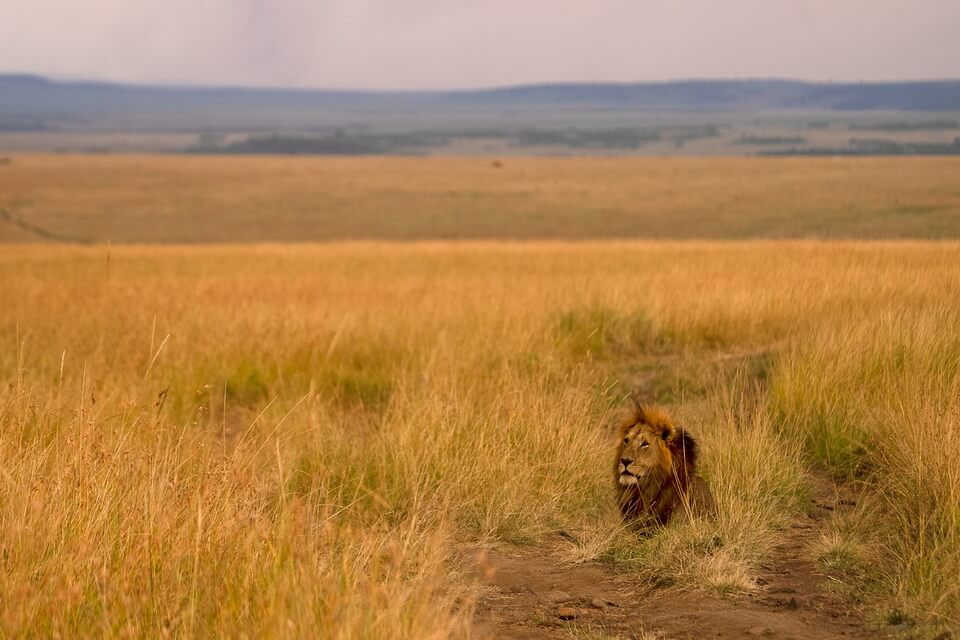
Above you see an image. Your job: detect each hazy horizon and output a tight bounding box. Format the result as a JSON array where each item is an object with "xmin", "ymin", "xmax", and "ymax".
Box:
[
  {"xmin": 8, "ymin": 71, "xmax": 960, "ymax": 93},
  {"xmin": 3, "ymin": 0, "xmax": 959, "ymax": 91}
]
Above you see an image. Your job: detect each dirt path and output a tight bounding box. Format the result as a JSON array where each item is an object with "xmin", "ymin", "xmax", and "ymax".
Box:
[
  {"xmin": 465, "ymin": 476, "xmax": 883, "ymax": 639},
  {"xmin": 0, "ymin": 206, "xmax": 92, "ymax": 243}
]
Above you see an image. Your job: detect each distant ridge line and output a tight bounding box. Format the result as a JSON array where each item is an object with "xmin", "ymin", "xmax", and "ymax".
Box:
[{"xmin": 3, "ymin": 74, "xmax": 960, "ymax": 111}]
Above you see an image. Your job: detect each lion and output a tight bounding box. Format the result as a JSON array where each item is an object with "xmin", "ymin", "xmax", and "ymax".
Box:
[{"xmin": 615, "ymin": 400, "xmax": 716, "ymax": 526}]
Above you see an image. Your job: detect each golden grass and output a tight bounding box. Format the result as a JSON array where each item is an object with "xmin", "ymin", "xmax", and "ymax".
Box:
[
  {"xmin": 2, "ymin": 241, "xmax": 959, "ymax": 636},
  {"xmin": 2, "ymin": 155, "xmax": 960, "ymax": 242}
]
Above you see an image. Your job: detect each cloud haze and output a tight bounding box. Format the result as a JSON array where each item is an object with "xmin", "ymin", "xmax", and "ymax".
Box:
[{"xmin": 3, "ymin": 0, "xmax": 959, "ymax": 89}]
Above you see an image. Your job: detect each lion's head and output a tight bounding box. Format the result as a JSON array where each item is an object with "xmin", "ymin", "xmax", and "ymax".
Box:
[
  {"xmin": 614, "ymin": 400, "xmax": 710, "ymax": 525},
  {"xmin": 617, "ymin": 405, "xmax": 680, "ymax": 487}
]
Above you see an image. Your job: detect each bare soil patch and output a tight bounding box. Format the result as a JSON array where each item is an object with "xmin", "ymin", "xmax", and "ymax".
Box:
[{"xmin": 465, "ymin": 476, "xmax": 883, "ymax": 639}]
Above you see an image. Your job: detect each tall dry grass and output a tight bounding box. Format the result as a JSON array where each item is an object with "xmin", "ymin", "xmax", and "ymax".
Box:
[
  {"xmin": 772, "ymin": 309, "xmax": 960, "ymax": 628},
  {"xmin": 1, "ymin": 241, "xmax": 959, "ymax": 636}
]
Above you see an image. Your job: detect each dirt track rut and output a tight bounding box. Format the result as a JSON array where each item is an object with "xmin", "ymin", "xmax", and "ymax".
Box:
[{"xmin": 466, "ymin": 476, "xmax": 883, "ymax": 639}]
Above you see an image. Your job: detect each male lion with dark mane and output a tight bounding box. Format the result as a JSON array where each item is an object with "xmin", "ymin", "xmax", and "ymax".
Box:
[{"xmin": 615, "ymin": 400, "xmax": 715, "ymax": 526}]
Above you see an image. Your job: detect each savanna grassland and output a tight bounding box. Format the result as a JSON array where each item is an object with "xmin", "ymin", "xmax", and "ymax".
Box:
[
  {"xmin": 2, "ymin": 155, "xmax": 960, "ymax": 242},
  {"xmin": 2, "ymin": 239, "xmax": 960, "ymax": 638}
]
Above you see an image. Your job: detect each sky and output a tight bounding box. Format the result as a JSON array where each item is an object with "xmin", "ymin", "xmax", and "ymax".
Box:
[{"xmin": 2, "ymin": 0, "xmax": 959, "ymax": 90}]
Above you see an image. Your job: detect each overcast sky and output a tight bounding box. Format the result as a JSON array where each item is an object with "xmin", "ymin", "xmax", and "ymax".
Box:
[{"xmin": 3, "ymin": 0, "xmax": 959, "ymax": 90}]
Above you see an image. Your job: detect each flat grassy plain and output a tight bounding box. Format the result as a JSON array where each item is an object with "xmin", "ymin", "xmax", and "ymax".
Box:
[
  {"xmin": 2, "ymin": 241, "xmax": 959, "ymax": 637},
  {"xmin": 2, "ymin": 155, "xmax": 960, "ymax": 242}
]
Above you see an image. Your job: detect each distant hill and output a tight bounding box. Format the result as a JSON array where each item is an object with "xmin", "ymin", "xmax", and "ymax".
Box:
[
  {"xmin": 0, "ymin": 74, "xmax": 430, "ymax": 131},
  {"xmin": 3, "ymin": 75, "xmax": 960, "ymax": 132},
  {"xmin": 4, "ymin": 75, "xmax": 960, "ymax": 156},
  {"xmin": 445, "ymin": 79, "xmax": 960, "ymax": 111}
]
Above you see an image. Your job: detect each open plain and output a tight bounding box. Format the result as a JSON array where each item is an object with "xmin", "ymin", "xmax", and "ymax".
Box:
[
  {"xmin": 2, "ymin": 155, "xmax": 960, "ymax": 242},
  {"xmin": 1, "ymin": 156, "xmax": 959, "ymax": 638}
]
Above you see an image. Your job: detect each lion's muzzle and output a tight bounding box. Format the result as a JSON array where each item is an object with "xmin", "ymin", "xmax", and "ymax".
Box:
[{"xmin": 618, "ymin": 472, "xmax": 638, "ymax": 486}]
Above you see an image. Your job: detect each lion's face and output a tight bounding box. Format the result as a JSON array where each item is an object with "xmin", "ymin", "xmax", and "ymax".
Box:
[{"xmin": 616, "ymin": 415, "xmax": 674, "ymax": 487}]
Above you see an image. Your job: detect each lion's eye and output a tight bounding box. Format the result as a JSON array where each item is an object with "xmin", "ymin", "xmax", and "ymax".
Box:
[
  {"xmin": 623, "ymin": 437, "xmax": 630, "ymax": 445},
  {"xmin": 640, "ymin": 442, "xmax": 650, "ymax": 448}
]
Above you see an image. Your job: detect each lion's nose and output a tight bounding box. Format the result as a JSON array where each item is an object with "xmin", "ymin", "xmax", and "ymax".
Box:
[{"xmin": 620, "ymin": 457, "xmax": 632, "ymax": 467}]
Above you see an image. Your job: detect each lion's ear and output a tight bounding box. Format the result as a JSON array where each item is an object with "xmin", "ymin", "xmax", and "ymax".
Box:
[{"xmin": 660, "ymin": 424, "xmax": 677, "ymax": 442}]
